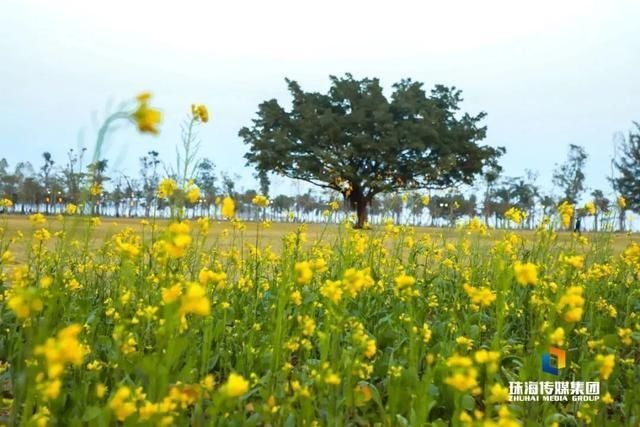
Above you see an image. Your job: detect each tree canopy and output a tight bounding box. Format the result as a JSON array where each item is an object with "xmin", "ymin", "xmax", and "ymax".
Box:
[
  {"xmin": 553, "ymin": 144, "xmax": 588, "ymax": 205},
  {"xmin": 613, "ymin": 122, "xmax": 640, "ymax": 213},
  {"xmin": 240, "ymin": 74, "xmax": 503, "ymax": 227}
]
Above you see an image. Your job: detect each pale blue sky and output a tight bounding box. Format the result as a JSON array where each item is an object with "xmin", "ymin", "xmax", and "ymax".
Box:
[{"xmin": 1, "ymin": 0, "xmax": 638, "ymax": 199}]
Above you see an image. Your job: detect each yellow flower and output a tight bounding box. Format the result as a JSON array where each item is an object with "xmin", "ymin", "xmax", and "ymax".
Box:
[
  {"xmin": 179, "ymin": 283, "xmax": 210, "ymax": 317},
  {"xmin": 132, "ymin": 93, "xmax": 162, "ymax": 134},
  {"xmin": 0, "ymin": 198, "xmax": 13, "ymax": 208},
  {"xmin": 514, "ymin": 261, "xmax": 538, "ymax": 285},
  {"xmin": 158, "ymin": 178, "xmax": 177, "ymax": 199},
  {"xmin": 394, "ymin": 272, "xmax": 416, "ymax": 291},
  {"xmin": 463, "ymin": 284, "xmax": 496, "ymax": 307},
  {"xmin": 550, "ymin": 327, "xmax": 565, "ymax": 346},
  {"xmin": 223, "ymin": 373, "xmax": 249, "ymax": 397},
  {"xmin": 320, "ymin": 280, "xmax": 343, "ymax": 303},
  {"xmin": 221, "ymin": 197, "xmax": 235, "ymax": 219},
  {"xmin": 558, "ymin": 201, "xmax": 574, "ymax": 228},
  {"xmin": 505, "ymin": 207, "xmax": 526, "ymax": 224},
  {"xmin": 325, "ymin": 373, "xmax": 341, "ymax": 385},
  {"xmin": 421, "ymin": 195, "xmax": 430, "ymax": 206},
  {"xmin": 595, "ymin": 354, "xmax": 615, "ymax": 380},
  {"xmin": 329, "ymin": 200, "xmax": 340, "ymax": 211},
  {"xmin": 162, "ymin": 283, "xmax": 183, "ymax": 304},
  {"xmin": 34, "ymin": 324, "xmax": 87, "ymax": 382},
  {"xmin": 447, "ymin": 354, "xmax": 474, "ymax": 368},
  {"xmin": 466, "ymin": 217, "xmax": 488, "ymax": 235},
  {"xmin": 186, "ymin": 185, "xmax": 201, "ymax": 204},
  {"xmin": 488, "ymin": 383, "xmax": 510, "ymax": 403},
  {"xmin": 456, "ymin": 336, "xmax": 474, "ymax": 350},
  {"xmin": 474, "ymin": 349, "xmax": 499, "ymax": 364},
  {"xmin": 110, "ymin": 386, "xmax": 136, "ymax": 421},
  {"xmin": 363, "ymin": 338, "xmax": 377, "ymax": 359},
  {"xmin": 584, "ymin": 201, "xmax": 596, "ymax": 215},
  {"xmin": 139, "ymin": 401, "xmax": 159, "ymax": 420},
  {"xmin": 137, "ymin": 92, "xmax": 152, "ymax": 102},
  {"xmin": 43, "ymin": 379, "xmax": 62, "ymax": 400},
  {"xmin": 301, "ymin": 316, "xmax": 316, "ymax": 336},
  {"xmin": 290, "ymin": 290, "xmax": 302, "ymax": 305},
  {"xmin": 191, "ymin": 104, "xmax": 209, "ymax": 123},
  {"xmin": 90, "ymin": 183, "xmax": 102, "ymax": 197},
  {"xmin": 342, "ymin": 268, "xmax": 374, "ymax": 298},
  {"xmin": 30, "ymin": 213, "xmax": 46, "ymax": 225},
  {"xmin": 618, "ymin": 328, "xmax": 632, "ymax": 346},
  {"xmin": 65, "ymin": 203, "xmax": 78, "ymax": 215},
  {"xmin": 200, "ymin": 374, "xmax": 215, "ymax": 391},
  {"xmin": 96, "ymin": 383, "xmax": 108, "ymax": 398},
  {"xmin": 252, "ymin": 194, "xmax": 269, "ymax": 208},
  {"xmin": 557, "ymin": 286, "xmax": 584, "ymax": 323},
  {"xmin": 294, "ymin": 261, "xmax": 313, "ymax": 285},
  {"xmin": 8, "ymin": 288, "xmax": 43, "ymax": 319},
  {"xmin": 444, "ymin": 369, "xmax": 478, "ymax": 392},
  {"xmin": 618, "ymin": 196, "xmax": 627, "ymax": 209},
  {"xmin": 40, "ymin": 276, "xmax": 53, "ymax": 288},
  {"xmin": 562, "ymin": 255, "xmax": 584, "ymax": 269},
  {"xmin": 165, "ymin": 222, "xmax": 192, "ymax": 258}
]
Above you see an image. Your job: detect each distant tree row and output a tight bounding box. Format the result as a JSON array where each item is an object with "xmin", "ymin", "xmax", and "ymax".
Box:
[{"xmin": 0, "ymin": 136, "xmax": 636, "ymax": 231}]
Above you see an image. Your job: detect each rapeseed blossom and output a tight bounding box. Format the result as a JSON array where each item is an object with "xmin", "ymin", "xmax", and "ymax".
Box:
[
  {"xmin": 514, "ymin": 261, "xmax": 538, "ymax": 285},
  {"xmin": 221, "ymin": 196, "xmax": 235, "ymax": 219},
  {"xmin": 223, "ymin": 373, "xmax": 249, "ymax": 397},
  {"xmin": 132, "ymin": 92, "xmax": 162, "ymax": 134}
]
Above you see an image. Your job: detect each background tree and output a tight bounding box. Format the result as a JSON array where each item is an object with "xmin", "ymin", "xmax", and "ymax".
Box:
[
  {"xmin": 62, "ymin": 148, "xmax": 87, "ymax": 204},
  {"xmin": 612, "ymin": 122, "xmax": 640, "ymax": 213},
  {"xmin": 140, "ymin": 151, "xmax": 160, "ymax": 217},
  {"xmin": 553, "ymin": 144, "xmax": 588, "ymax": 205},
  {"xmin": 540, "ymin": 194, "xmax": 556, "ymax": 219},
  {"xmin": 272, "ymin": 194, "xmax": 295, "ymax": 220},
  {"xmin": 240, "ymin": 74, "xmax": 503, "ymax": 228},
  {"xmin": 40, "ymin": 152, "xmax": 55, "ymax": 213},
  {"xmin": 195, "ymin": 158, "xmax": 217, "ymax": 216},
  {"xmin": 87, "ymin": 159, "xmax": 109, "ymax": 215},
  {"xmin": 427, "ymin": 194, "xmax": 476, "ymax": 227},
  {"xmin": 590, "ymin": 189, "xmax": 610, "ymax": 232},
  {"xmin": 220, "ymin": 172, "xmax": 238, "ymax": 198},
  {"xmin": 481, "ymin": 164, "xmax": 502, "ymax": 226},
  {"xmin": 509, "ymin": 171, "xmax": 539, "ymax": 228},
  {"xmin": 381, "ymin": 194, "xmax": 404, "ymax": 224}
]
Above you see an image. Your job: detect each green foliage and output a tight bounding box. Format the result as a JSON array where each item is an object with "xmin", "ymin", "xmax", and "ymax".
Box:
[
  {"xmin": 613, "ymin": 122, "xmax": 640, "ymax": 212},
  {"xmin": 553, "ymin": 144, "xmax": 588, "ymax": 205}
]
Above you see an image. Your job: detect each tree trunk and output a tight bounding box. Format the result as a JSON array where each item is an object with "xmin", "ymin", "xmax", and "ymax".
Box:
[
  {"xmin": 355, "ymin": 197, "xmax": 368, "ymax": 229},
  {"xmin": 348, "ymin": 188, "xmax": 369, "ymax": 229}
]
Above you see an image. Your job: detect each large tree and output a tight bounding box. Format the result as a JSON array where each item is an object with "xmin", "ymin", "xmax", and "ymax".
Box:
[
  {"xmin": 613, "ymin": 122, "xmax": 640, "ymax": 213},
  {"xmin": 240, "ymin": 74, "xmax": 503, "ymax": 228}
]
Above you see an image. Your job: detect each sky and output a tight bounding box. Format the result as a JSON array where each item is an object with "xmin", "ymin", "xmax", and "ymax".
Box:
[{"xmin": 1, "ymin": 0, "xmax": 639, "ymax": 200}]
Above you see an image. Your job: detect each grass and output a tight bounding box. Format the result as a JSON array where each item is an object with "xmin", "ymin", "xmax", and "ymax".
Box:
[{"xmin": 3, "ymin": 215, "xmax": 637, "ymax": 259}]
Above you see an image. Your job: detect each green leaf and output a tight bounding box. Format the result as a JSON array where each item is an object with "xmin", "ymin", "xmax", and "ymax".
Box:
[{"xmin": 81, "ymin": 406, "xmax": 102, "ymax": 422}]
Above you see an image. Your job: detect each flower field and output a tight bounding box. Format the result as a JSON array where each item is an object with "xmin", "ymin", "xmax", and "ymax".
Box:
[{"xmin": 1, "ymin": 210, "xmax": 639, "ymax": 426}]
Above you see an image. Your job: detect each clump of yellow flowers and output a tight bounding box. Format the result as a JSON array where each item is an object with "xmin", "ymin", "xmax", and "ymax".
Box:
[
  {"xmin": 505, "ymin": 206, "xmax": 527, "ymax": 224},
  {"xmin": 514, "ymin": 261, "xmax": 538, "ymax": 285},
  {"xmin": 34, "ymin": 324, "xmax": 88, "ymax": 400},
  {"xmin": 557, "ymin": 201, "xmax": 574, "ymax": 229}
]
